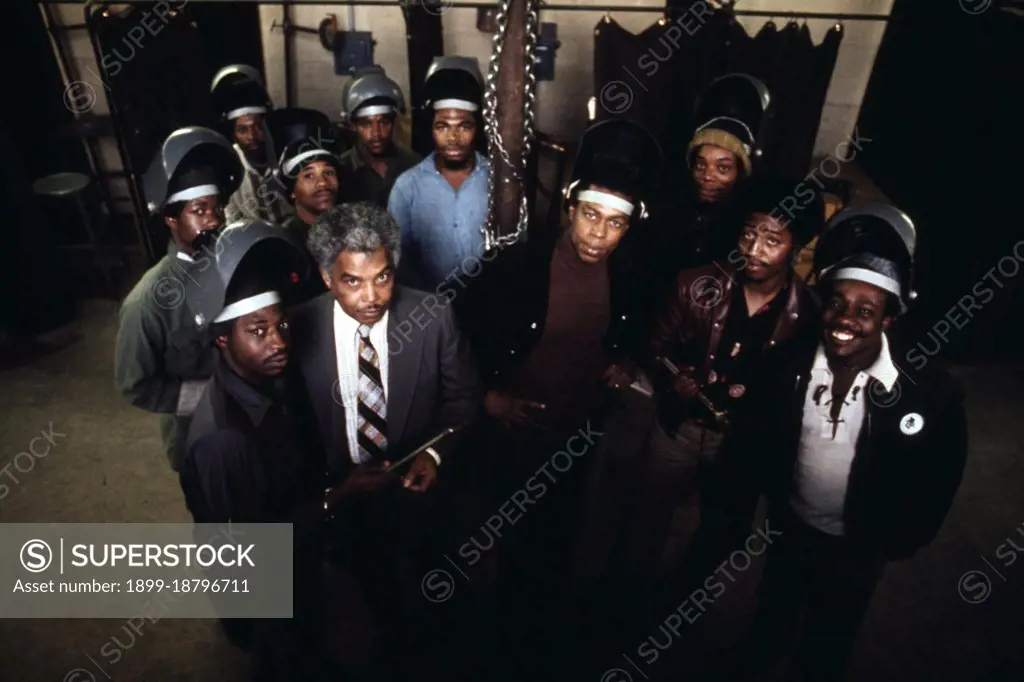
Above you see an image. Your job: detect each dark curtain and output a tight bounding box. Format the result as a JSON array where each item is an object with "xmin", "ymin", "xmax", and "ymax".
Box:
[
  {"xmin": 856, "ymin": 0, "xmax": 1023, "ymax": 363},
  {"xmin": 403, "ymin": 1, "xmax": 445, "ymax": 156},
  {"xmin": 594, "ymin": 10, "xmax": 841, "ymax": 180}
]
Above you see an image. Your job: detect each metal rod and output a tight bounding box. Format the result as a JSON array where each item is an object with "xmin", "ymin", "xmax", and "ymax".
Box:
[
  {"xmin": 80, "ymin": 0, "xmax": 889, "ymax": 21},
  {"xmin": 275, "ymin": 19, "xmax": 321, "ymax": 35},
  {"xmin": 283, "ymin": 3, "xmax": 295, "ymax": 108},
  {"xmin": 81, "ymin": 4, "xmax": 156, "ymax": 263},
  {"xmin": 41, "ymin": 3, "xmax": 141, "ymax": 264}
]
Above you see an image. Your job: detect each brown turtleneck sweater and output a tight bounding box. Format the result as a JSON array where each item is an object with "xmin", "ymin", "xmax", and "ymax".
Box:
[{"xmin": 506, "ymin": 231, "xmax": 611, "ymax": 429}]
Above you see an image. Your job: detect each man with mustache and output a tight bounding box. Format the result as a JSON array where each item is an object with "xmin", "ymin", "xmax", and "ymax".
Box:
[
  {"xmin": 278, "ymin": 137, "xmax": 343, "ymax": 301},
  {"xmin": 177, "ymin": 221, "xmax": 329, "ymax": 678},
  {"xmin": 388, "ymin": 58, "xmax": 489, "ymax": 292},
  {"xmin": 339, "ymin": 67, "xmax": 421, "ymax": 208},
  {"xmin": 288, "ymin": 202, "xmax": 481, "ymax": 679},
  {"xmin": 211, "ymin": 65, "xmax": 291, "ymax": 224},
  {"xmin": 115, "ymin": 127, "xmax": 241, "ymax": 470},
  {"xmin": 629, "ymin": 175, "xmax": 823, "ymax": 581},
  {"xmin": 728, "ymin": 204, "xmax": 967, "ymax": 681}
]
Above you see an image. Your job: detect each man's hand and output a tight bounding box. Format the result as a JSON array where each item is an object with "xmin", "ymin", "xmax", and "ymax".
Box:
[
  {"xmin": 484, "ymin": 389, "xmax": 546, "ymax": 430},
  {"xmin": 403, "ymin": 452, "xmax": 438, "ymax": 493},
  {"xmin": 327, "ymin": 462, "xmax": 398, "ymax": 509},
  {"xmin": 603, "ymin": 363, "xmax": 637, "ymax": 390},
  {"xmin": 670, "ymin": 365, "xmax": 701, "ymax": 398}
]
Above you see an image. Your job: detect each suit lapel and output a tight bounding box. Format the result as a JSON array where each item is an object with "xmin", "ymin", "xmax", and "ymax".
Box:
[
  {"xmin": 386, "ymin": 288, "xmax": 421, "ymax": 447},
  {"xmin": 304, "ymin": 295, "xmax": 351, "ymax": 471}
]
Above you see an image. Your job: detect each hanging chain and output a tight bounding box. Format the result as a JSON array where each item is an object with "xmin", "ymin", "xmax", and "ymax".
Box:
[{"xmin": 482, "ymin": 0, "xmax": 539, "ymax": 251}]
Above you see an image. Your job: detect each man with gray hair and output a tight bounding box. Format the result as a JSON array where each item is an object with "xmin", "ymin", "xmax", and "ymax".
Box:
[{"xmin": 288, "ymin": 201, "xmax": 481, "ymax": 677}]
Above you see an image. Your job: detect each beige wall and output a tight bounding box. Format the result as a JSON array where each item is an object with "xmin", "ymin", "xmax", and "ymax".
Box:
[
  {"xmin": 259, "ymin": 0, "xmax": 893, "ymax": 163},
  {"xmin": 45, "ymin": 0, "xmax": 893, "ymax": 209}
]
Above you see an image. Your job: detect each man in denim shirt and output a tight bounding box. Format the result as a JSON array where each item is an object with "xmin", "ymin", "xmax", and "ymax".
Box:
[{"xmin": 387, "ymin": 59, "xmax": 489, "ymax": 292}]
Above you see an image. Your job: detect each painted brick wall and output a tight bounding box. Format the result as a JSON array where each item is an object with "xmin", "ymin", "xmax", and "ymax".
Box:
[
  {"xmin": 259, "ymin": 0, "xmax": 893, "ymax": 163},
  {"xmin": 46, "ymin": 0, "xmax": 893, "ymax": 204}
]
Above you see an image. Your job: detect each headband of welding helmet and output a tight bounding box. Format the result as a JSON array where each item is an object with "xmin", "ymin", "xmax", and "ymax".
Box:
[
  {"xmin": 563, "ymin": 119, "xmax": 663, "ymax": 221},
  {"xmin": 343, "ymin": 68, "xmax": 406, "ymax": 120}
]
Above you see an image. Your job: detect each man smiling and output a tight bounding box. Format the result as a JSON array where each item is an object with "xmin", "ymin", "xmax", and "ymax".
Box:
[{"xmin": 730, "ymin": 204, "xmax": 968, "ymax": 682}]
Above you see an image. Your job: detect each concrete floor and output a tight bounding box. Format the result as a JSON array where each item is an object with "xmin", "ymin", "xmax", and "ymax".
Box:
[{"xmin": 1, "ymin": 298, "xmax": 1023, "ymax": 682}]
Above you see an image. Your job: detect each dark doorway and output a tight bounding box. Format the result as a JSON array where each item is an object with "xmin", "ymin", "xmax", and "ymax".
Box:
[
  {"xmin": 0, "ymin": 3, "xmax": 86, "ymax": 335},
  {"xmin": 87, "ymin": 1, "xmax": 265, "ymax": 262},
  {"xmin": 189, "ymin": 2, "xmax": 266, "ymax": 81}
]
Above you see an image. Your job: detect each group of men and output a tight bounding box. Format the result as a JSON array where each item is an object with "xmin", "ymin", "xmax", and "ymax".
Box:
[{"xmin": 113, "ymin": 64, "xmax": 968, "ymax": 682}]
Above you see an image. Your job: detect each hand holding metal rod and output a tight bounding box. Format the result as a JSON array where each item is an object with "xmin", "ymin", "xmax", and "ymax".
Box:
[
  {"xmin": 656, "ymin": 357, "xmax": 730, "ymax": 427},
  {"xmin": 385, "ymin": 425, "xmax": 460, "ymax": 474}
]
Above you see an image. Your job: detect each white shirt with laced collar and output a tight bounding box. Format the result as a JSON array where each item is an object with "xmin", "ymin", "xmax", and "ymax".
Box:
[{"xmin": 789, "ymin": 333, "xmax": 899, "ymax": 536}]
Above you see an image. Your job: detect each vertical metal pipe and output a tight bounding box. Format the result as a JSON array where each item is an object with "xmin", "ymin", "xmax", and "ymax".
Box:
[
  {"xmin": 283, "ymin": 2, "xmax": 295, "ymax": 107},
  {"xmin": 492, "ymin": 0, "xmax": 527, "ymax": 241}
]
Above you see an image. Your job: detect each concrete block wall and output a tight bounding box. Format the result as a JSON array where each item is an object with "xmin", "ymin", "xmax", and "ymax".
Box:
[
  {"xmin": 45, "ymin": 0, "xmax": 893, "ymax": 217},
  {"xmin": 259, "ymin": 0, "xmax": 893, "ymax": 163}
]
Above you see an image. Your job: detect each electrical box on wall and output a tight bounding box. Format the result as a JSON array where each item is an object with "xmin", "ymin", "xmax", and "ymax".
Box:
[
  {"xmin": 333, "ymin": 31, "xmax": 374, "ymax": 74},
  {"xmin": 534, "ymin": 23, "xmax": 560, "ymax": 81}
]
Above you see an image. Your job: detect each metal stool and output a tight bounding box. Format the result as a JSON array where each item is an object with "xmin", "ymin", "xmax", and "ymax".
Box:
[{"xmin": 32, "ymin": 172, "xmax": 116, "ymax": 293}]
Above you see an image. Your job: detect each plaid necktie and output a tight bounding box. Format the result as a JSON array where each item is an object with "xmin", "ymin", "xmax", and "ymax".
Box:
[{"xmin": 356, "ymin": 324, "xmax": 388, "ymax": 464}]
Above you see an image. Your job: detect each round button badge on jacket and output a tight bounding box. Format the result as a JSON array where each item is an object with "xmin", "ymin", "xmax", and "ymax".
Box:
[{"xmin": 900, "ymin": 412, "xmax": 924, "ymax": 435}]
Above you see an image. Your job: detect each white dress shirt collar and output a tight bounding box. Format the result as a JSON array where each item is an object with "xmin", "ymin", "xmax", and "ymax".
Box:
[
  {"xmin": 334, "ymin": 301, "xmax": 389, "ymax": 340},
  {"xmin": 813, "ymin": 332, "xmax": 898, "ymax": 393}
]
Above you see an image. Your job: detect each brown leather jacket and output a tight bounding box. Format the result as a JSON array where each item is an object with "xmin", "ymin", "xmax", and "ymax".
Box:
[{"xmin": 649, "ymin": 262, "xmax": 819, "ymax": 385}]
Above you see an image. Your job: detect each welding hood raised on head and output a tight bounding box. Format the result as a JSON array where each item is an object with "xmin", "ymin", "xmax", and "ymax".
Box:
[
  {"xmin": 142, "ymin": 126, "xmax": 242, "ymax": 215},
  {"xmin": 182, "ymin": 219, "xmax": 311, "ymax": 332}
]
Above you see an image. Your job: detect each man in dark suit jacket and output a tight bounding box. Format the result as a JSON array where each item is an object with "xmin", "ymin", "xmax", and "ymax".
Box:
[{"xmin": 288, "ymin": 201, "xmax": 482, "ymax": 678}]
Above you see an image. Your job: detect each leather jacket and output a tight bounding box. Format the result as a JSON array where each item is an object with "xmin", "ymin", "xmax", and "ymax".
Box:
[{"xmin": 649, "ymin": 262, "xmax": 819, "ymax": 386}]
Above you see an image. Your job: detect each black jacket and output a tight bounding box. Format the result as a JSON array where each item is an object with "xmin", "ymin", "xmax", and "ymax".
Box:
[
  {"xmin": 182, "ymin": 357, "xmax": 321, "ymax": 524},
  {"xmin": 281, "ymin": 215, "xmax": 328, "ymax": 303},
  {"xmin": 474, "ymin": 222, "xmax": 660, "ymax": 386},
  {"xmin": 732, "ymin": 327, "xmax": 968, "ymax": 560},
  {"xmin": 646, "ymin": 177, "xmax": 744, "ymax": 306}
]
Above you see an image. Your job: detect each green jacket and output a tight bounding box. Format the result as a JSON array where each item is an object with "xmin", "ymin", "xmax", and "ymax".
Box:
[
  {"xmin": 114, "ymin": 243, "xmax": 215, "ymax": 469},
  {"xmin": 225, "ymin": 145, "xmax": 292, "ymax": 225}
]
